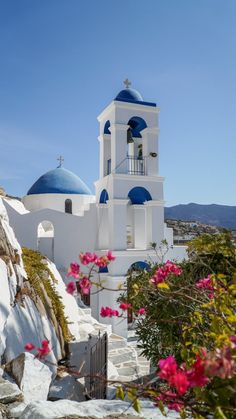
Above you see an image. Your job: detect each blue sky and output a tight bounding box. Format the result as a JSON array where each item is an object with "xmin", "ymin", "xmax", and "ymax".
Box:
[{"xmin": 0, "ymin": 0, "xmax": 236, "ymax": 206}]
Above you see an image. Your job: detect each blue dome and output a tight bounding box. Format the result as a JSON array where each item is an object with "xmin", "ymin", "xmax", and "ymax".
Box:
[
  {"xmin": 115, "ymin": 88, "xmax": 144, "ymax": 103},
  {"xmin": 27, "ymin": 167, "xmax": 91, "ymax": 195}
]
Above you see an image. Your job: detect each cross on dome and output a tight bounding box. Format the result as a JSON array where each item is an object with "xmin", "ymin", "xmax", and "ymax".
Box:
[
  {"xmin": 123, "ymin": 78, "xmax": 131, "ymax": 89},
  {"xmin": 57, "ymin": 155, "xmax": 64, "ymax": 168}
]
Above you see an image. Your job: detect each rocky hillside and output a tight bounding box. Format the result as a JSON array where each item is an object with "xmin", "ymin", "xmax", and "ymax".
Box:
[
  {"xmin": 165, "ymin": 203, "xmax": 236, "ymax": 230},
  {"xmin": 165, "ymin": 219, "xmax": 223, "ymax": 244}
]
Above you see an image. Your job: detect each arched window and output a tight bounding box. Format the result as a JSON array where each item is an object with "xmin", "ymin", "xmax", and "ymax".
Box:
[
  {"xmin": 128, "ymin": 187, "xmax": 152, "ymax": 205},
  {"xmin": 104, "ymin": 120, "xmax": 111, "ymax": 134},
  {"xmin": 99, "ymin": 189, "xmax": 109, "ymax": 204},
  {"xmin": 65, "ymin": 199, "xmax": 72, "ymax": 214}
]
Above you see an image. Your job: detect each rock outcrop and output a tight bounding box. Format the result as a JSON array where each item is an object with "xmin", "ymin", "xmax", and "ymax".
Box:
[
  {"xmin": 19, "ymin": 399, "xmax": 177, "ymax": 419},
  {"xmin": 5, "ymin": 353, "xmax": 52, "ymax": 402},
  {"xmin": 0, "ymin": 197, "xmax": 81, "ymax": 369}
]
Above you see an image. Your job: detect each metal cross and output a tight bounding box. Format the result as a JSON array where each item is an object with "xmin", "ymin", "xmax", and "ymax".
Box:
[
  {"xmin": 123, "ymin": 78, "xmax": 131, "ymax": 88},
  {"xmin": 57, "ymin": 155, "xmax": 64, "ymax": 168}
]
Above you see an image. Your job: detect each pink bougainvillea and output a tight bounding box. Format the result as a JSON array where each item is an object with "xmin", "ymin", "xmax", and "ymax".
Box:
[
  {"xmin": 138, "ymin": 307, "xmax": 146, "ymax": 315},
  {"xmin": 77, "ymin": 277, "xmax": 91, "ymax": 295},
  {"xmin": 196, "ymin": 275, "xmax": 214, "ymax": 298},
  {"xmin": 100, "ymin": 306, "xmax": 119, "ymax": 317},
  {"xmin": 24, "ymin": 339, "xmax": 51, "ymax": 359},
  {"xmin": 158, "ymin": 355, "xmax": 178, "ymax": 380},
  {"xmin": 119, "ymin": 302, "xmax": 132, "ymax": 311},
  {"xmin": 150, "ymin": 260, "xmax": 182, "ymax": 285},
  {"xmin": 67, "ymin": 262, "xmax": 80, "ymax": 279},
  {"xmin": 66, "ymin": 281, "xmax": 76, "ymax": 295},
  {"xmin": 24, "ymin": 342, "xmax": 35, "ymax": 351}
]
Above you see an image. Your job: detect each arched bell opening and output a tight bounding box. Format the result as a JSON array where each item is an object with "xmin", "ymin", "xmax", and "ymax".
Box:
[
  {"xmin": 99, "ymin": 189, "xmax": 109, "ymax": 204},
  {"xmin": 128, "ymin": 187, "xmax": 152, "ymax": 205},
  {"xmin": 127, "ymin": 117, "xmax": 147, "ymax": 175}
]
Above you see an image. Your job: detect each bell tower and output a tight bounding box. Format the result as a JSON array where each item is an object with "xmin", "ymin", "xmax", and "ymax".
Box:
[
  {"xmin": 92, "ymin": 82, "xmax": 175, "ymax": 337},
  {"xmin": 95, "ymin": 81, "xmax": 165, "ymax": 252}
]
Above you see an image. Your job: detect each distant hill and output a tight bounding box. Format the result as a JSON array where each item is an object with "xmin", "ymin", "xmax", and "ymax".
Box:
[{"xmin": 164, "ymin": 203, "xmax": 236, "ymax": 230}]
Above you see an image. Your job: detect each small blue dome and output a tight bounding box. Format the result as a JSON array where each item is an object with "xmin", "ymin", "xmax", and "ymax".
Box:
[
  {"xmin": 27, "ymin": 167, "xmax": 91, "ymax": 195},
  {"xmin": 115, "ymin": 88, "xmax": 144, "ymax": 103}
]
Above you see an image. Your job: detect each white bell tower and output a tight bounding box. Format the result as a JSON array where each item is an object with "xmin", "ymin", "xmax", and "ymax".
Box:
[
  {"xmin": 93, "ymin": 81, "xmax": 167, "ymax": 336},
  {"xmin": 95, "ymin": 80, "xmax": 165, "ymax": 251}
]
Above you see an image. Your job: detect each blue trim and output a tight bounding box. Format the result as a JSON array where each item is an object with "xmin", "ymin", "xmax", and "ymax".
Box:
[
  {"xmin": 116, "ymin": 98, "xmax": 156, "ymax": 107},
  {"xmin": 115, "ymin": 88, "xmax": 156, "ymax": 107},
  {"xmin": 104, "ymin": 120, "xmax": 111, "ymax": 134},
  {"xmin": 128, "ymin": 116, "xmax": 147, "ymax": 138},
  {"xmin": 99, "ymin": 189, "xmax": 109, "ymax": 204},
  {"xmin": 99, "ymin": 266, "xmax": 108, "ymax": 273},
  {"xmin": 128, "ymin": 187, "xmax": 152, "ymax": 205},
  {"xmin": 27, "ymin": 167, "xmax": 91, "ymax": 195},
  {"xmin": 131, "ymin": 261, "xmax": 150, "ymax": 271}
]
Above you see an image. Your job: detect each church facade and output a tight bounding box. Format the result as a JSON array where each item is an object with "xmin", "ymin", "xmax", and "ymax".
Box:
[{"xmin": 4, "ymin": 83, "xmax": 187, "ymax": 337}]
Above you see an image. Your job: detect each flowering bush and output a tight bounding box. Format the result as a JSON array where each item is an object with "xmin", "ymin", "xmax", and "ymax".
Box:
[
  {"xmin": 24, "ymin": 233, "xmax": 236, "ymax": 417},
  {"xmin": 117, "ymin": 233, "xmax": 236, "ymax": 417}
]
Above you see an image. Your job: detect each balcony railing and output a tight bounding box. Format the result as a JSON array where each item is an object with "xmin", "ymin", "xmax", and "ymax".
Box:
[
  {"xmin": 127, "ymin": 156, "xmax": 146, "ymax": 175},
  {"xmin": 106, "ymin": 156, "xmax": 146, "ymax": 176}
]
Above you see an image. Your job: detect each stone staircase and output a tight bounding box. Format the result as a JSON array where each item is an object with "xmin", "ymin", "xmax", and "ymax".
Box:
[
  {"xmin": 108, "ymin": 333, "xmax": 150, "ymax": 383},
  {"xmin": 72, "ymin": 306, "xmax": 150, "ymax": 399}
]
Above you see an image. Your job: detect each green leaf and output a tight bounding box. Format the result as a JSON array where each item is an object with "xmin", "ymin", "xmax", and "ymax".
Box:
[
  {"xmin": 158, "ymin": 400, "xmax": 167, "ymax": 416},
  {"xmin": 127, "ymin": 388, "xmax": 136, "ymax": 402},
  {"xmin": 213, "ymin": 407, "xmax": 227, "ymax": 419},
  {"xmin": 180, "ymin": 410, "xmax": 187, "ymax": 419},
  {"xmin": 133, "ymin": 398, "xmax": 141, "ymax": 414},
  {"xmin": 116, "ymin": 386, "xmax": 125, "ymax": 401}
]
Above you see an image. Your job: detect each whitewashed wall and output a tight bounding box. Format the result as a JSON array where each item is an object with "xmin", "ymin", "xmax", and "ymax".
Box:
[{"xmin": 23, "ymin": 193, "xmax": 95, "ymax": 215}]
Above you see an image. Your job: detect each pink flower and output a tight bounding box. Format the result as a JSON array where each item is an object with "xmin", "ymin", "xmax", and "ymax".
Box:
[
  {"xmin": 36, "ymin": 340, "xmax": 50, "ymax": 359},
  {"xmin": 138, "ymin": 307, "xmax": 146, "ymax": 315},
  {"xmin": 119, "ymin": 302, "xmax": 132, "ymax": 311},
  {"xmin": 230, "ymin": 335, "xmax": 236, "ymax": 348},
  {"xmin": 187, "ymin": 354, "xmax": 209, "ymax": 387},
  {"xmin": 155, "ymin": 391, "xmax": 184, "ymax": 412},
  {"xmin": 158, "ymin": 356, "xmax": 178, "ymax": 380},
  {"xmin": 79, "ymin": 252, "xmax": 97, "ymax": 265},
  {"xmin": 196, "ymin": 275, "xmax": 214, "ymax": 298},
  {"xmin": 66, "ymin": 281, "xmax": 76, "ymax": 295},
  {"xmin": 205, "ymin": 346, "xmax": 236, "ymax": 379},
  {"xmin": 95, "ymin": 256, "xmax": 109, "ymax": 267},
  {"xmin": 100, "ymin": 306, "xmax": 119, "ymax": 317},
  {"xmin": 106, "ymin": 250, "xmax": 116, "ymax": 261},
  {"xmin": 170, "ymin": 371, "xmax": 189, "ymax": 396},
  {"xmin": 150, "ymin": 261, "xmax": 182, "ymax": 285},
  {"xmin": 67, "ymin": 262, "xmax": 80, "ymax": 279},
  {"xmin": 24, "ymin": 342, "xmax": 35, "ymax": 351},
  {"xmin": 78, "ymin": 277, "xmax": 91, "ymax": 295},
  {"xmin": 168, "ymin": 402, "xmax": 184, "ymax": 412}
]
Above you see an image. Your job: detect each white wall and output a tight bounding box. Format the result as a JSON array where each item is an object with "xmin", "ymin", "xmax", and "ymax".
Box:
[
  {"xmin": 4, "ymin": 201, "xmax": 98, "ymax": 271},
  {"xmin": 23, "ymin": 193, "xmax": 95, "ymax": 215}
]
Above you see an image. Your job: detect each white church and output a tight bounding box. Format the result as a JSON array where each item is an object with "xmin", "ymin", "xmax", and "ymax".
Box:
[{"xmin": 4, "ymin": 82, "xmax": 186, "ymax": 337}]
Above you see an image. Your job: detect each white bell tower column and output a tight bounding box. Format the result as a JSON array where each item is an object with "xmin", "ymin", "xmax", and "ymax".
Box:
[{"xmin": 92, "ymin": 81, "xmax": 169, "ymax": 337}]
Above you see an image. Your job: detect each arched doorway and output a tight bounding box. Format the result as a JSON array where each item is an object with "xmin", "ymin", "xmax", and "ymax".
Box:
[
  {"xmin": 127, "ymin": 261, "xmax": 150, "ymax": 325},
  {"xmin": 37, "ymin": 221, "xmax": 54, "ymax": 261}
]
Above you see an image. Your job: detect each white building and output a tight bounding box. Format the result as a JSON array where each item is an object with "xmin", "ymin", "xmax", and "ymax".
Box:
[{"xmin": 4, "ymin": 83, "xmax": 187, "ymax": 337}]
